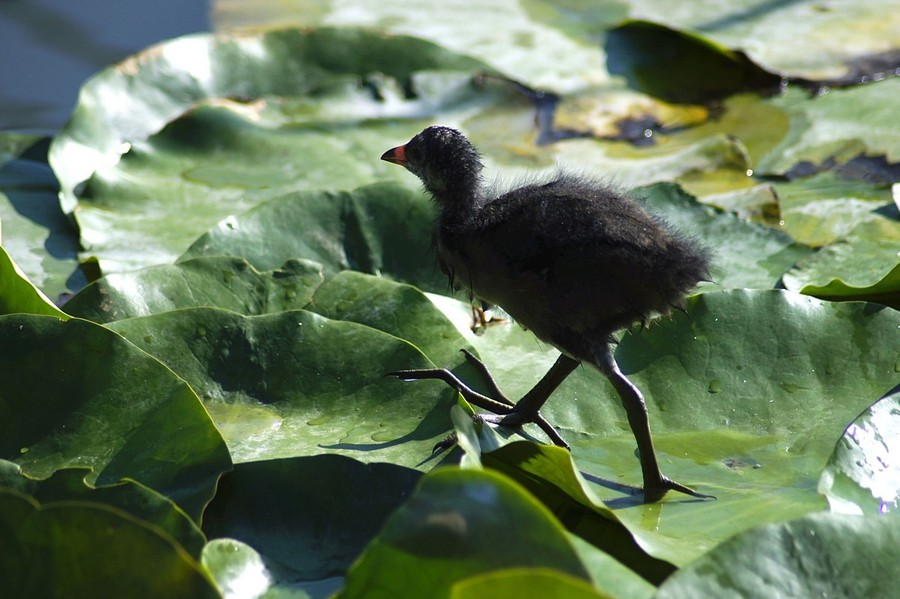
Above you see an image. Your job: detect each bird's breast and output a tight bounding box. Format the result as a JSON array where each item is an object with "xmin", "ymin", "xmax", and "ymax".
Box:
[{"xmin": 435, "ymin": 230, "xmax": 547, "ymax": 322}]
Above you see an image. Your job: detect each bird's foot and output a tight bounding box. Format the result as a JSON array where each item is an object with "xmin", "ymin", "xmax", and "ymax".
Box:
[
  {"xmin": 387, "ymin": 349, "xmax": 567, "ymax": 448},
  {"xmin": 432, "ymin": 432, "xmax": 459, "ymax": 453},
  {"xmin": 641, "ymin": 474, "xmax": 716, "ymax": 503},
  {"xmin": 470, "ymin": 303, "xmax": 507, "ymax": 335}
]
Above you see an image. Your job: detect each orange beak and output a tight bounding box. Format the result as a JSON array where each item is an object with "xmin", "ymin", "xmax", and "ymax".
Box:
[{"xmin": 380, "ymin": 144, "xmax": 408, "ymax": 168}]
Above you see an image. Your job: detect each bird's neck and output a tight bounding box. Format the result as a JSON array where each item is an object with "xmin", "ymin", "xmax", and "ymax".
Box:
[{"xmin": 427, "ymin": 171, "xmax": 485, "ymax": 225}]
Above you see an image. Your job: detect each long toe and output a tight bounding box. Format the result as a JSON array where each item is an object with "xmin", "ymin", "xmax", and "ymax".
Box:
[{"xmin": 643, "ymin": 475, "xmax": 716, "ymax": 503}]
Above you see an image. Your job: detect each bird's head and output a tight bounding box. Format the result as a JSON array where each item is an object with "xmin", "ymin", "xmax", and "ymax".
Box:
[{"xmin": 381, "ymin": 126, "xmax": 484, "ymax": 201}]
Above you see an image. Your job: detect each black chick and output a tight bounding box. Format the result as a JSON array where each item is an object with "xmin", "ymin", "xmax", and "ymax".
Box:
[{"xmin": 382, "ymin": 125, "xmax": 711, "ymax": 502}]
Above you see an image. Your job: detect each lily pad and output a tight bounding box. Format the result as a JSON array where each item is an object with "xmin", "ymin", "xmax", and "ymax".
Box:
[
  {"xmin": 0, "ymin": 245, "xmax": 67, "ymax": 318},
  {"xmin": 759, "ymin": 80, "xmax": 900, "ymax": 176},
  {"xmin": 0, "ymin": 463, "xmax": 205, "ymax": 557},
  {"xmin": 782, "ymin": 236, "xmax": 900, "ymax": 309},
  {"xmin": 202, "ymin": 455, "xmax": 423, "ymax": 581},
  {"xmin": 106, "ymin": 307, "xmax": 459, "ymax": 466},
  {"xmin": 0, "ymin": 490, "xmax": 219, "ymax": 598},
  {"xmin": 640, "ymin": 182, "xmax": 812, "ymax": 291},
  {"xmin": 452, "ymin": 568, "xmax": 609, "ymax": 599},
  {"xmin": 622, "ymin": 0, "xmax": 900, "ymax": 80},
  {"xmin": 311, "ymin": 270, "xmax": 472, "ymax": 370},
  {"xmin": 49, "ymin": 26, "xmax": 485, "ymax": 213},
  {"xmin": 65, "ymin": 256, "xmax": 325, "ymax": 323},
  {"xmin": 818, "ymin": 390, "xmax": 900, "ymax": 516},
  {"xmin": 0, "ymin": 136, "xmax": 83, "ymax": 301},
  {"xmin": 201, "ymin": 538, "xmax": 343, "ymax": 599},
  {"xmin": 656, "ymin": 512, "xmax": 900, "ymax": 598},
  {"xmin": 338, "ymin": 468, "xmax": 591, "ymax": 599},
  {"xmin": 605, "ymin": 20, "xmax": 781, "ymax": 104},
  {"xmin": 0, "ymin": 314, "xmax": 232, "ymax": 519},
  {"xmin": 771, "ymin": 172, "xmax": 894, "ymax": 247},
  {"xmin": 181, "ymin": 182, "xmax": 445, "ymax": 293}
]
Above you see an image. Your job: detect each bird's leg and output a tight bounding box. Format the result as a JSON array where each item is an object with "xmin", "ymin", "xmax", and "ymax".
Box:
[
  {"xmin": 484, "ymin": 353, "xmax": 579, "ymax": 427},
  {"xmin": 387, "ymin": 350, "xmax": 570, "ymax": 448},
  {"xmin": 595, "ymin": 349, "xmax": 711, "ymax": 503}
]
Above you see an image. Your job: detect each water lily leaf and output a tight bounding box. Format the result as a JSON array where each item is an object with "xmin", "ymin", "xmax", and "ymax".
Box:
[
  {"xmin": 771, "ymin": 172, "xmax": 894, "ymax": 247},
  {"xmin": 782, "ymin": 236, "xmax": 900, "ymax": 309},
  {"xmin": 0, "ymin": 245, "xmax": 67, "ymax": 317},
  {"xmin": 605, "ymin": 20, "xmax": 781, "ymax": 104},
  {"xmin": 0, "ymin": 136, "xmax": 83, "ymax": 301},
  {"xmin": 759, "ymin": 81, "xmax": 900, "ymax": 176},
  {"xmin": 215, "ymin": 1, "xmax": 899, "ymax": 82},
  {"xmin": 451, "ymin": 568, "xmax": 609, "ymax": 599},
  {"xmin": 181, "ymin": 182, "xmax": 446, "ymax": 293},
  {"xmin": 656, "ymin": 512, "xmax": 900, "ymax": 598},
  {"xmin": 0, "ymin": 490, "xmax": 219, "ymax": 598},
  {"xmin": 338, "ymin": 468, "xmax": 591, "ymax": 599},
  {"xmin": 640, "ymin": 182, "xmax": 812, "ymax": 291},
  {"xmin": 621, "ymin": 1, "xmax": 900, "ymax": 80},
  {"xmin": 203, "ymin": 455, "xmax": 422, "ymax": 582},
  {"xmin": 819, "ymin": 390, "xmax": 900, "ymax": 516},
  {"xmin": 0, "ymin": 463, "xmax": 205, "ymax": 557},
  {"xmin": 0, "ymin": 314, "xmax": 232, "ymax": 519},
  {"xmin": 568, "ymin": 535, "xmax": 656, "ymax": 599},
  {"xmin": 64, "ymin": 256, "xmax": 325, "ymax": 323},
  {"xmin": 310, "ymin": 270, "xmax": 469, "ymax": 370},
  {"xmin": 202, "ymin": 538, "xmax": 338, "ymax": 599},
  {"xmin": 49, "ymin": 26, "xmax": 485, "ymax": 213},
  {"xmin": 483, "ymin": 442, "xmax": 676, "ymax": 584},
  {"xmin": 213, "ymin": 1, "xmax": 615, "ymax": 92},
  {"xmin": 106, "ymin": 307, "xmax": 457, "ymax": 466}
]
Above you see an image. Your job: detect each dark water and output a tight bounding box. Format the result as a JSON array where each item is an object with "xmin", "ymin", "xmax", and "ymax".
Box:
[{"xmin": 0, "ymin": 0, "xmax": 209, "ymax": 132}]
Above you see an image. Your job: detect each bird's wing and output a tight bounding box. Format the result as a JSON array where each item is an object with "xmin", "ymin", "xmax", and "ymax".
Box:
[{"xmin": 471, "ymin": 179, "xmax": 667, "ymax": 275}]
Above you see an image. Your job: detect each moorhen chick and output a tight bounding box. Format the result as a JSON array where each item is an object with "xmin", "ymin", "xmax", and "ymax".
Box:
[{"xmin": 381, "ymin": 126, "xmax": 711, "ymax": 502}]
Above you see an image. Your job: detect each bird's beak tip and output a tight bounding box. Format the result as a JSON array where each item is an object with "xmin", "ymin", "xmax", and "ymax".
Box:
[{"xmin": 381, "ymin": 145, "xmax": 408, "ymax": 168}]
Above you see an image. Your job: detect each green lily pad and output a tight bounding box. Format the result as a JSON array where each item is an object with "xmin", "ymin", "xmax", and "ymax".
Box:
[
  {"xmin": 605, "ymin": 20, "xmax": 781, "ymax": 104},
  {"xmin": 338, "ymin": 468, "xmax": 591, "ymax": 599},
  {"xmin": 203, "ymin": 455, "xmax": 423, "ymax": 581},
  {"xmin": 759, "ymin": 80, "xmax": 900, "ymax": 176},
  {"xmin": 106, "ymin": 307, "xmax": 458, "ymax": 466},
  {"xmin": 451, "ymin": 568, "xmax": 609, "ymax": 599},
  {"xmin": 771, "ymin": 172, "xmax": 894, "ymax": 247},
  {"xmin": 202, "ymin": 538, "xmax": 341, "ymax": 599},
  {"xmin": 0, "ymin": 314, "xmax": 232, "ymax": 519},
  {"xmin": 0, "ymin": 463, "xmax": 205, "ymax": 557},
  {"xmin": 0, "ymin": 136, "xmax": 83, "ymax": 301},
  {"xmin": 782, "ymin": 236, "xmax": 900, "ymax": 309},
  {"xmin": 622, "ymin": 1, "xmax": 900, "ymax": 80},
  {"xmin": 482, "ymin": 442, "xmax": 676, "ymax": 584},
  {"xmin": 311, "ymin": 270, "xmax": 471, "ymax": 370},
  {"xmin": 0, "ymin": 490, "xmax": 219, "ymax": 598},
  {"xmin": 656, "ymin": 512, "xmax": 900, "ymax": 598},
  {"xmin": 49, "ymin": 27, "xmax": 485, "ymax": 213},
  {"xmin": 640, "ymin": 182, "xmax": 812, "ymax": 291},
  {"xmin": 213, "ymin": 1, "xmax": 615, "ymax": 92},
  {"xmin": 819, "ymin": 390, "xmax": 900, "ymax": 516},
  {"xmin": 217, "ymin": 1, "xmax": 899, "ymax": 82},
  {"xmin": 0, "ymin": 245, "xmax": 67, "ymax": 318},
  {"xmin": 568, "ymin": 534, "xmax": 656, "ymax": 599},
  {"xmin": 65, "ymin": 256, "xmax": 325, "ymax": 323},
  {"xmin": 181, "ymin": 182, "xmax": 445, "ymax": 293}
]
